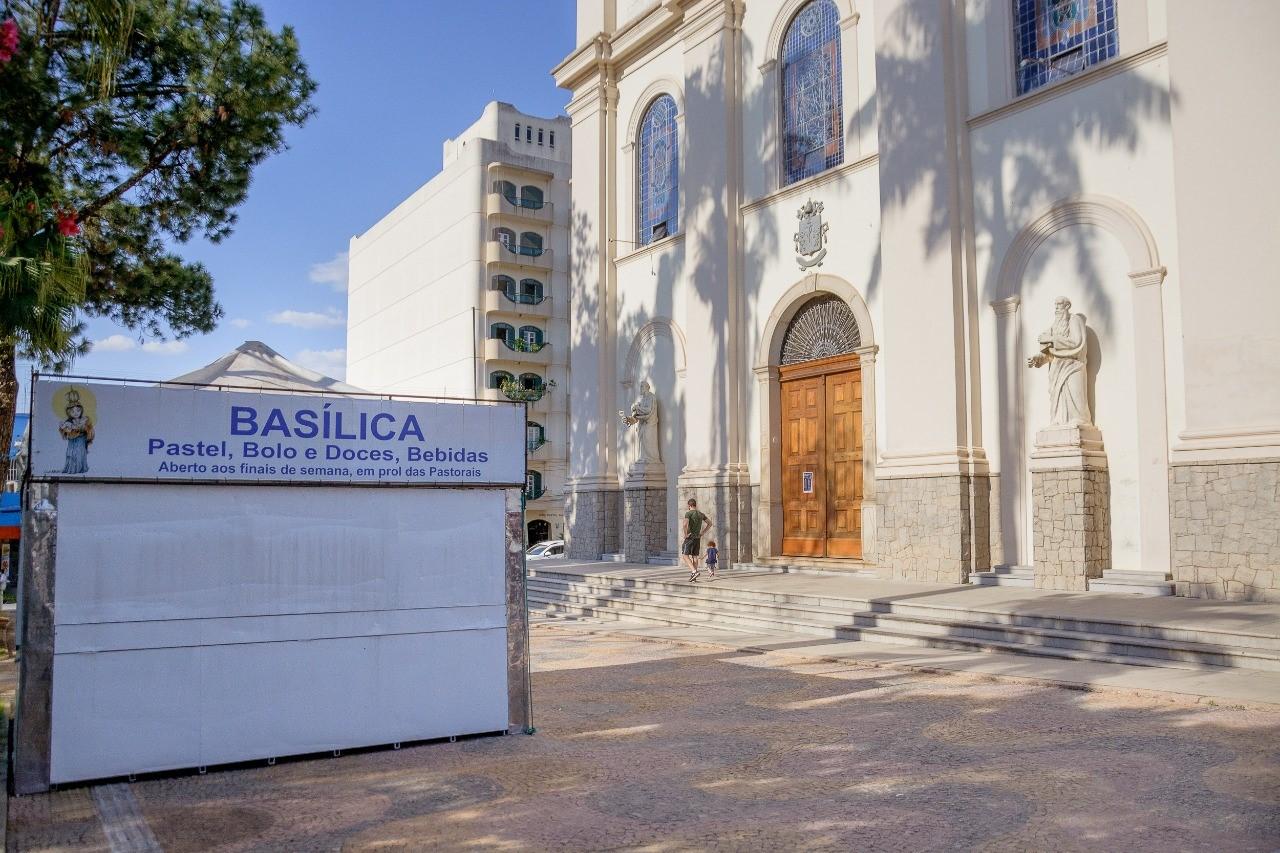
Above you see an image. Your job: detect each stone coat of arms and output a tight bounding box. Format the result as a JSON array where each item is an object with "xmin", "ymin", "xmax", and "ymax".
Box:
[{"xmin": 794, "ymin": 198, "xmax": 829, "ymax": 270}]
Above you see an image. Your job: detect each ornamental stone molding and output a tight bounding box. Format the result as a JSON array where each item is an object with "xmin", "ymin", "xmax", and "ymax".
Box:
[
  {"xmin": 621, "ymin": 318, "xmax": 688, "ymax": 388},
  {"xmin": 760, "ymin": 0, "xmax": 859, "ymax": 73},
  {"xmin": 624, "ymin": 79, "xmax": 686, "ymax": 145}
]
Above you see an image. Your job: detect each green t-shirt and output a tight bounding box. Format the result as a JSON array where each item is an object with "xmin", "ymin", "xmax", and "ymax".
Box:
[{"xmin": 685, "ymin": 510, "xmax": 707, "ymax": 537}]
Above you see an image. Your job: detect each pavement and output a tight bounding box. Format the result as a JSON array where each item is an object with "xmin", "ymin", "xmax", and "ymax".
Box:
[{"xmin": 6, "ymin": 624, "xmax": 1280, "ymax": 851}]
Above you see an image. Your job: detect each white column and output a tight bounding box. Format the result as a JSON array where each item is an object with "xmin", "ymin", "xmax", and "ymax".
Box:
[
  {"xmin": 1129, "ymin": 266, "xmax": 1171, "ymax": 573},
  {"xmin": 990, "ymin": 295, "xmax": 1024, "ymax": 565}
]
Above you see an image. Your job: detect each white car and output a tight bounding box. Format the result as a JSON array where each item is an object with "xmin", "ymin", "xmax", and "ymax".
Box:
[{"xmin": 526, "ymin": 540, "xmax": 565, "ymax": 560}]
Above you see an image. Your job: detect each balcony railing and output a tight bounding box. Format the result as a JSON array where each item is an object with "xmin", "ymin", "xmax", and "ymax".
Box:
[
  {"xmin": 502, "ymin": 243, "xmax": 544, "ymax": 258},
  {"xmin": 524, "ymin": 485, "xmax": 547, "ymax": 501},
  {"xmin": 527, "ymin": 435, "xmax": 547, "ymax": 453},
  {"xmin": 501, "ymin": 290, "xmax": 545, "ymax": 306},
  {"xmin": 503, "ymin": 194, "xmax": 545, "ymax": 211},
  {"xmin": 494, "ymin": 337, "xmax": 547, "ymax": 354}
]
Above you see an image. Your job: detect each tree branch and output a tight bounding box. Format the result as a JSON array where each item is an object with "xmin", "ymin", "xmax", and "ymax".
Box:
[{"xmin": 77, "ymin": 136, "xmax": 184, "ymax": 221}]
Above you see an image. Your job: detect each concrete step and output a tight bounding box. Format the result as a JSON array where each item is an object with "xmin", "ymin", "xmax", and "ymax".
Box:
[
  {"xmin": 527, "ymin": 578, "xmax": 1280, "ymax": 671},
  {"xmin": 969, "ymin": 565, "xmax": 1036, "ymax": 588},
  {"xmin": 528, "ymin": 567, "xmax": 1280, "ymax": 653},
  {"xmin": 736, "ymin": 561, "xmax": 879, "ymax": 578},
  {"xmin": 646, "ymin": 551, "xmax": 679, "ymax": 566},
  {"xmin": 1090, "ymin": 570, "xmax": 1175, "ymax": 596},
  {"xmin": 527, "ymin": 589, "xmax": 1268, "ymax": 673},
  {"xmin": 600, "ymin": 553, "xmax": 627, "ymax": 563}
]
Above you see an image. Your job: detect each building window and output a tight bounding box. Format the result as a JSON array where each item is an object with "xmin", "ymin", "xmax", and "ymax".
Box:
[
  {"xmin": 520, "ymin": 185, "xmax": 544, "ymax": 209},
  {"xmin": 495, "ymin": 180, "xmax": 517, "ymax": 203},
  {"xmin": 489, "ymin": 370, "xmax": 514, "ymax": 389},
  {"xmin": 492, "ymin": 274, "xmax": 516, "ymax": 294},
  {"xmin": 495, "ymin": 227, "xmax": 516, "ymax": 250},
  {"xmin": 780, "ymin": 0, "xmax": 844, "ymax": 186},
  {"xmin": 518, "ymin": 325, "xmax": 544, "ymax": 349},
  {"xmin": 519, "ymin": 372, "xmax": 544, "ymax": 391},
  {"xmin": 637, "ymin": 94, "xmax": 679, "ymax": 246},
  {"xmin": 549, "ymin": 131, "xmax": 556, "ymax": 148},
  {"xmin": 519, "ymin": 232, "xmax": 543, "ymax": 255},
  {"xmin": 526, "ymin": 125, "xmax": 532, "ymax": 143},
  {"xmin": 514, "ymin": 123, "xmax": 521, "ymax": 141},
  {"xmin": 524, "ymin": 470, "xmax": 543, "ymax": 499},
  {"xmin": 527, "ymin": 420, "xmax": 546, "ymax": 452},
  {"xmin": 490, "ymin": 322, "xmax": 515, "ymax": 346},
  {"xmin": 1013, "ymin": 0, "xmax": 1118, "ymax": 95},
  {"xmin": 537, "ymin": 128, "xmax": 544, "ymax": 145},
  {"xmin": 519, "ymin": 278, "xmax": 544, "ymax": 303}
]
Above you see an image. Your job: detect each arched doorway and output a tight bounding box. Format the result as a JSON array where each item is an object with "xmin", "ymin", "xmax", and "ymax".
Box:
[
  {"xmin": 776, "ymin": 295, "xmax": 864, "ymax": 557},
  {"xmin": 527, "ymin": 518, "xmax": 550, "ymax": 545}
]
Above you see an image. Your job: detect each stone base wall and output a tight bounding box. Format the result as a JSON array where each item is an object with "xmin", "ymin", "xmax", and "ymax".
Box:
[
  {"xmin": 565, "ymin": 487, "xmax": 621, "ymax": 560},
  {"xmin": 677, "ymin": 481, "xmax": 753, "ymax": 568},
  {"xmin": 1031, "ymin": 467, "xmax": 1110, "ymax": 591},
  {"xmin": 1170, "ymin": 460, "xmax": 1280, "ymax": 602},
  {"xmin": 987, "ymin": 474, "xmax": 1003, "ymax": 568},
  {"xmin": 878, "ymin": 474, "xmax": 996, "ymax": 584},
  {"xmin": 623, "ymin": 486, "xmax": 667, "ymax": 563}
]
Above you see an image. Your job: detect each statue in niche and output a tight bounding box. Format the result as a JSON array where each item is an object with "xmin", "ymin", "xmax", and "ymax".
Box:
[
  {"xmin": 1027, "ymin": 296, "xmax": 1092, "ymax": 426},
  {"xmin": 619, "ymin": 380, "xmax": 662, "ymax": 464}
]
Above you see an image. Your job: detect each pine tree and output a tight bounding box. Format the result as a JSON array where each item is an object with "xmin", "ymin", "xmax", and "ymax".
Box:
[{"xmin": 0, "ymin": 0, "xmax": 317, "ymax": 453}]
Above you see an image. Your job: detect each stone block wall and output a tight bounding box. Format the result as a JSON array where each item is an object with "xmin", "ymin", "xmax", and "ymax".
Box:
[
  {"xmin": 1170, "ymin": 460, "xmax": 1280, "ymax": 602},
  {"xmin": 677, "ymin": 482, "xmax": 752, "ymax": 568},
  {"xmin": 1030, "ymin": 468, "xmax": 1110, "ymax": 591},
  {"xmin": 623, "ymin": 486, "xmax": 667, "ymax": 562},
  {"xmin": 878, "ymin": 474, "xmax": 995, "ymax": 584},
  {"xmin": 565, "ymin": 487, "xmax": 621, "ymax": 560}
]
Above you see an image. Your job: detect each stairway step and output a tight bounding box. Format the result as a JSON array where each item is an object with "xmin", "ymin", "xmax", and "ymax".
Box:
[
  {"xmin": 599, "ymin": 553, "xmax": 627, "ymax": 563},
  {"xmin": 1090, "ymin": 578, "xmax": 1175, "ymax": 596},
  {"xmin": 529, "ymin": 568, "xmax": 1280, "ymax": 652},
  {"xmin": 529, "ymin": 580, "xmax": 1280, "ymax": 669},
  {"xmin": 526, "ymin": 591, "xmax": 1260, "ymax": 673}
]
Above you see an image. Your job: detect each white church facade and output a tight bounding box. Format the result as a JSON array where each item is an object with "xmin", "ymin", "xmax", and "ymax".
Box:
[{"xmin": 553, "ymin": 0, "xmax": 1280, "ymax": 600}]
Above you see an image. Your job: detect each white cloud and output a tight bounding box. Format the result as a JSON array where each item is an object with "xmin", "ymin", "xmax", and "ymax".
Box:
[
  {"xmin": 141, "ymin": 339, "xmax": 190, "ymax": 355},
  {"xmin": 308, "ymin": 251, "xmax": 349, "ymax": 292},
  {"xmin": 93, "ymin": 334, "xmax": 136, "ymax": 353},
  {"xmin": 229, "ymin": 317, "xmax": 252, "ymax": 329},
  {"xmin": 269, "ymin": 307, "xmax": 346, "ymax": 329},
  {"xmin": 295, "ymin": 348, "xmax": 347, "ymax": 380}
]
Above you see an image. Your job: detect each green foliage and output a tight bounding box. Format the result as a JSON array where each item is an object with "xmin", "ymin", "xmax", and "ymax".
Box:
[{"xmin": 0, "ymin": 0, "xmax": 318, "ymax": 356}]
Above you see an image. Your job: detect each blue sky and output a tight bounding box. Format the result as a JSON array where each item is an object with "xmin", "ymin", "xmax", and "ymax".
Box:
[{"xmin": 20, "ymin": 0, "xmax": 576, "ymax": 404}]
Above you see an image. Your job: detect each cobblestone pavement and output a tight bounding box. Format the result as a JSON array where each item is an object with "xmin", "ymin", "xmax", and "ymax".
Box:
[{"xmin": 7, "ymin": 625, "xmax": 1280, "ymax": 852}]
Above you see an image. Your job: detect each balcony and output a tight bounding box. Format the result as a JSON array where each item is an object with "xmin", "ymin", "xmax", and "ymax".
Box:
[
  {"xmin": 484, "ymin": 336, "xmax": 550, "ymax": 365},
  {"xmin": 486, "ymin": 241, "xmax": 553, "ymax": 271},
  {"xmin": 485, "ymin": 289, "xmax": 551, "ymax": 319},
  {"xmin": 527, "ymin": 434, "xmax": 548, "ymax": 453},
  {"xmin": 498, "ymin": 378, "xmax": 554, "ymax": 404},
  {"xmin": 486, "ymin": 192, "xmax": 554, "ymax": 224},
  {"xmin": 524, "ymin": 484, "xmax": 548, "ymax": 502}
]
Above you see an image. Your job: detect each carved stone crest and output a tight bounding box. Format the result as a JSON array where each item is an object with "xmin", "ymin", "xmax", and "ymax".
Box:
[{"xmin": 794, "ymin": 198, "xmax": 828, "ymax": 270}]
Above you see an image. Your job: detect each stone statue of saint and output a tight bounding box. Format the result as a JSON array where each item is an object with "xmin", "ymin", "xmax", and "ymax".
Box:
[
  {"xmin": 619, "ymin": 380, "xmax": 661, "ymax": 463},
  {"xmin": 1027, "ymin": 296, "xmax": 1092, "ymax": 426}
]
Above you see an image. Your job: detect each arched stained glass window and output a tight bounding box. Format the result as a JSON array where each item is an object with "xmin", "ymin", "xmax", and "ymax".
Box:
[
  {"xmin": 637, "ymin": 95, "xmax": 679, "ymax": 246},
  {"xmin": 781, "ymin": 0, "xmax": 844, "ymax": 186}
]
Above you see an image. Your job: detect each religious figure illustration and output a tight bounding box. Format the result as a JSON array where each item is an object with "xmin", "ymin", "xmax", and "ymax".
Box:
[
  {"xmin": 619, "ymin": 380, "xmax": 662, "ymax": 464},
  {"xmin": 57, "ymin": 387, "xmax": 96, "ymax": 474},
  {"xmin": 1027, "ymin": 297, "xmax": 1092, "ymax": 426}
]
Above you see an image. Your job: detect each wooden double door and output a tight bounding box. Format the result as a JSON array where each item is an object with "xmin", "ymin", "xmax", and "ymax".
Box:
[{"xmin": 780, "ymin": 354, "xmax": 864, "ymax": 558}]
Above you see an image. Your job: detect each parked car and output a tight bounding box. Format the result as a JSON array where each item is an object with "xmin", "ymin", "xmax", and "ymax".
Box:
[{"xmin": 526, "ymin": 539, "xmax": 565, "ymax": 560}]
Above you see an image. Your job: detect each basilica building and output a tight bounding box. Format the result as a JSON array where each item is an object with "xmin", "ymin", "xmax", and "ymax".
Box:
[{"xmin": 553, "ymin": 0, "xmax": 1279, "ymax": 600}]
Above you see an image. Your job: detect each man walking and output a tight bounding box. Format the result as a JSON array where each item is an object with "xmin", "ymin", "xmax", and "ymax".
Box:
[{"xmin": 680, "ymin": 498, "xmax": 712, "ymax": 581}]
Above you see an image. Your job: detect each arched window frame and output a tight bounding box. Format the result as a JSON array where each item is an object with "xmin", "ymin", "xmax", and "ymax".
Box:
[
  {"xmin": 491, "ymin": 274, "xmax": 516, "ymax": 293},
  {"xmin": 517, "ymin": 325, "xmax": 544, "ymax": 350},
  {"xmin": 494, "ymin": 180, "xmax": 517, "ymax": 202},
  {"xmin": 518, "ymin": 278, "xmax": 544, "ymax": 303},
  {"xmin": 636, "ymin": 94, "xmax": 680, "ymax": 246},
  {"xmin": 494, "ymin": 227, "xmax": 516, "ymax": 250},
  {"xmin": 519, "ymin": 185, "xmax": 544, "ymax": 209},
  {"xmin": 518, "ymin": 372, "xmax": 543, "ymax": 391},
  {"xmin": 519, "ymin": 231, "xmax": 543, "ymax": 254},
  {"xmin": 489, "ymin": 322, "xmax": 515, "ymax": 345},
  {"xmin": 489, "ymin": 370, "xmax": 514, "ymax": 389},
  {"xmin": 779, "ymin": 0, "xmax": 845, "ymax": 187},
  {"xmin": 526, "ymin": 420, "xmax": 546, "ymax": 452}
]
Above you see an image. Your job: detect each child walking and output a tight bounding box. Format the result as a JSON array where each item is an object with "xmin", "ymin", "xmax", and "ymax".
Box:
[{"xmin": 705, "ymin": 540, "xmax": 718, "ymax": 579}]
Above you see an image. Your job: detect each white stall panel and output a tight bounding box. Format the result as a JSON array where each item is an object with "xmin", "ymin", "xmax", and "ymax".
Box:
[{"xmin": 49, "ymin": 484, "xmax": 510, "ymax": 784}]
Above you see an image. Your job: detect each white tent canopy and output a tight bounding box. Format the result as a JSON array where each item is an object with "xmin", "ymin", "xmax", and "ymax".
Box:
[{"xmin": 168, "ymin": 340, "xmax": 362, "ymax": 393}]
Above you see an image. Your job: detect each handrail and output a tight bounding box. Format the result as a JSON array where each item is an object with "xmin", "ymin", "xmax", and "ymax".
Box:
[
  {"xmin": 503, "ymin": 194, "xmax": 546, "ymax": 211},
  {"xmin": 503, "ymin": 243, "xmax": 545, "ymax": 257},
  {"xmin": 500, "ymin": 378, "xmax": 554, "ymax": 402},
  {"xmin": 502, "ymin": 290, "xmax": 546, "ymax": 306},
  {"xmin": 494, "ymin": 337, "xmax": 547, "ymax": 353}
]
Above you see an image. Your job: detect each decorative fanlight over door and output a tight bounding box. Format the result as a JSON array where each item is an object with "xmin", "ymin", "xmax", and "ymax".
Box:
[{"xmin": 779, "ymin": 295, "xmax": 860, "ymax": 365}]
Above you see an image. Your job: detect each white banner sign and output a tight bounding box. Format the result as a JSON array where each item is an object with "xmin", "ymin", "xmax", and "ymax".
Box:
[{"xmin": 31, "ymin": 379, "xmax": 526, "ymax": 486}]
